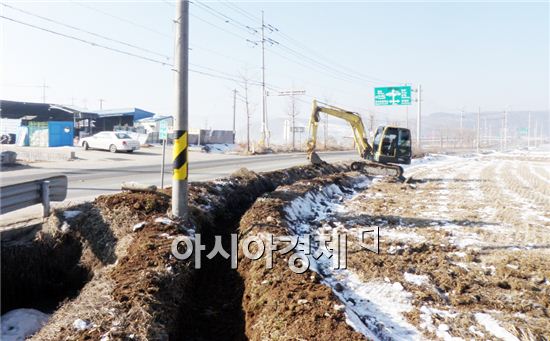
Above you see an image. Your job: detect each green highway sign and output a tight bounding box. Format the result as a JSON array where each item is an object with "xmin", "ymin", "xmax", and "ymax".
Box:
[
  {"xmin": 159, "ymin": 120, "xmax": 168, "ymax": 140},
  {"xmin": 374, "ymin": 86, "xmax": 412, "ymax": 106}
]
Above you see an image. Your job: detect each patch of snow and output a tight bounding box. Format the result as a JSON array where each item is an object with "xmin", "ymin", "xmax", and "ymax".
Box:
[
  {"xmin": 328, "ymin": 274, "xmax": 421, "ymax": 340},
  {"xmin": 475, "ymin": 313, "xmax": 519, "ymax": 341},
  {"xmin": 1, "ymin": 309, "xmax": 50, "ymax": 341},
  {"xmin": 132, "ymin": 222, "xmax": 146, "ymax": 232},
  {"xmin": 200, "ymin": 143, "xmax": 237, "ymax": 154},
  {"xmin": 63, "ymin": 210, "xmax": 81, "ymax": 219},
  {"xmin": 60, "ymin": 221, "xmax": 71, "ymax": 233},
  {"xmin": 154, "ymin": 217, "xmax": 173, "ymax": 225},
  {"xmin": 283, "ymin": 176, "xmax": 422, "ymax": 340},
  {"xmin": 419, "ymin": 305, "xmax": 463, "ymax": 340},
  {"xmin": 72, "ymin": 318, "xmax": 91, "ymax": 331},
  {"xmin": 380, "ymin": 229, "xmax": 426, "ymax": 243},
  {"xmin": 453, "ymin": 262, "xmax": 470, "ymax": 271},
  {"xmin": 404, "ymin": 272, "xmax": 430, "ymax": 286},
  {"xmin": 468, "ymin": 325, "xmax": 485, "ymax": 337}
]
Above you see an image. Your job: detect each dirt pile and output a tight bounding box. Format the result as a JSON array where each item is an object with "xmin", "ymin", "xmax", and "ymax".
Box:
[
  {"xmin": 237, "ymin": 173, "xmax": 367, "ymax": 340},
  {"xmin": 17, "ymin": 162, "xmax": 354, "ymax": 340}
]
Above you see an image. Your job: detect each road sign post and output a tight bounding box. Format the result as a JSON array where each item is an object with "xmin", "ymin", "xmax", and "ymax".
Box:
[{"xmin": 159, "ymin": 120, "xmax": 168, "ymax": 189}]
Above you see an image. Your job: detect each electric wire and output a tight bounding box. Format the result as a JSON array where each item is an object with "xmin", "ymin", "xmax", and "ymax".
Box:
[{"xmin": 2, "ymin": 3, "xmax": 171, "ymax": 60}]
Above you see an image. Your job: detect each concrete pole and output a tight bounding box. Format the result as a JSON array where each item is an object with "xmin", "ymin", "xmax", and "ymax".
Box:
[
  {"xmin": 533, "ymin": 120, "xmax": 539, "ymax": 148},
  {"xmin": 324, "ymin": 113, "xmax": 328, "ymax": 150},
  {"xmin": 476, "ymin": 106, "xmax": 480, "ymax": 153},
  {"xmin": 416, "ymin": 84, "xmax": 422, "ymax": 150},
  {"xmin": 245, "ymin": 81, "xmax": 250, "ymax": 153},
  {"xmin": 460, "ymin": 109, "xmax": 464, "ymax": 147},
  {"xmin": 42, "ymin": 81, "xmax": 47, "ymax": 103},
  {"xmin": 291, "ymin": 92, "xmax": 296, "ymax": 151},
  {"xmin": 260, "ymin": 10, "xmax": 269, "ymax": 147},
  {"xmin": 232, "ymin": 89, "xmax": 237, "ymax": 144},
  {"xmin": 504, "ymin": 109, "xmax": 508, "ymax": 150},
  {"xmin": 172, "ymin": 0, "xmax": 189, "ymax": 220},
  {"xmin": 527, "ymin": 111, "xmax": 531, "ymax": 148}
]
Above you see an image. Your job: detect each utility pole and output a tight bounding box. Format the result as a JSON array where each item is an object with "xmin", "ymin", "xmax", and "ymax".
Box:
[
  {"xmin": 99, "ymin": 99, "xmax": 105, "ymax": 110},
  {"xmin": 476, "ymin": 106, "xmax": 480, "ymax": 153},
  {"xmin": 232, "ymin": 89, "xmax": 237, "ymax": 144},
  {"xmin": 260, "ymin": 10, "xmax": 269, "ymax": 148},
  {"xmin": 527, "ymin": 111, "xmax": 531, "ymax": 148},
  {"xmin": 534, "ymin": 120, "xmax": 538, "ymax": 147},
  {"xmin": 503, "ymin": 108, "xmax": 508, "ymax": 150},
  {"xmin": 243, "ymin": 79, "xmax": 251, "ymax": 153},
  {"xmin": 172, "ymin": 0, "xmax": 189, "ymax": 220},
  {"xmin": 248, "ymin": 11, "xmax": 278, "ymax": 148},
  {"xmin": 41, "ymin": 81, "xmax": 48, "ymax": 103},
  {"xmin": 324, "ymin": 112, "xmax": 328, "ymax": 150},
  {"xmin": 460, "ymin": 108, "xmax": 464, "ymax": 147},
  {"xmin": 369, "ymin": 111, "xmax": 374, "ymax": 136},
  {"xmin": 416, "ymin": 84, "xmax": 422, "ymax": 149}
]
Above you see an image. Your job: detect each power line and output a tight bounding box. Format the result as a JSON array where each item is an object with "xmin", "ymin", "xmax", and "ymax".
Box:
[
  {"xmin": 275, "ymin": 30, "xmax": 402, "ymax": 85},
  {"xmin": 191, "ymin": 0, "xmax": 258, "ymax": 35},
  {"xmin": 73, "ymin": 2, "xmax": 172, "ymax": 39},
  {"xmin": 1, "ymin": 14, "xmax": 259, "ymax": 86},
  {"xmin": 2, "ymin": 3, "xmax": 171, "ymax": 60},
  {"xmin": 190, "ymin": 12, "xmax": 251, "ymax": 42},
  {"xmin": 220, "ymin": 1, "xmax": 260, "ymax": 22},
  {"xmin": 1, "ymin": 15, "xmax": 172, "ymax": 66}
]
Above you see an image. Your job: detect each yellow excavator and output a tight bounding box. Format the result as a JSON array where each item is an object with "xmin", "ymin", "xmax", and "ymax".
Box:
[{"xmin": 306, "ymin": 100, "xmax": 412, "ymax": 179}]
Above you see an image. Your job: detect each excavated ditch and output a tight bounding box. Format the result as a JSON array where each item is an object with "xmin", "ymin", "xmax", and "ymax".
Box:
[
  {"xmin": 1, "ymin": 230, "xmax": 91, "ymax": 315},
  {"xmin": 4, "ymin": 163, "xmax": 357, "ymax": 340}
]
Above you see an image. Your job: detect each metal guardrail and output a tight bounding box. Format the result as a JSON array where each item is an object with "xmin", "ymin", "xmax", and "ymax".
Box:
[{"xmin": 0, "ymin": 175, "xmax": 68, "ymax": 217}]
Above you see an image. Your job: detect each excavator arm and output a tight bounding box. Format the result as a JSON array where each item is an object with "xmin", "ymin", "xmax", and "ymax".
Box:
[{"xmin": 306, "ymin": 100, "xmax": 372, "ymax": 161}]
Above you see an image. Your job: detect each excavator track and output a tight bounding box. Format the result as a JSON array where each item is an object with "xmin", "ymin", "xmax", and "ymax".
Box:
[
  {"xmin": 309, "ymin": 151, "xmax": 405, "ymax": 181},
  {"xmin": 351, "ymin": 161, "xmax": 404, "ymax": 180}
]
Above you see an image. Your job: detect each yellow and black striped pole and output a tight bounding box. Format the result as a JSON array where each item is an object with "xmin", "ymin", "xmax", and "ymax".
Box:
[
  {"xmin": 173, "ymin": 130, "xmax": 188, "ymax": 181},
  {"xmin": 172, "ymin": 0, "xmax": 189, "ymax": 220}
]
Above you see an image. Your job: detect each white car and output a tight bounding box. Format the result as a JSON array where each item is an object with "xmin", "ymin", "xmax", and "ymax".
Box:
[{"xmin": 81, "ymin": 131, "xmax": 140, "ymax": 153}]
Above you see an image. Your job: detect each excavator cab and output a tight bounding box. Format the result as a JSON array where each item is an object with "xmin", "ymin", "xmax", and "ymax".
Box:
[{"xmin": 372, "ymin": 126, "xmax": 412, "ymax": 165}]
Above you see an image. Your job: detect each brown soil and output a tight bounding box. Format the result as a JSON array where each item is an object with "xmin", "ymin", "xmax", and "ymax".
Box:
[
  {"xmin": 23, "ymin": 162, "xmax": 354, "ymax": 340},
  {"xmin": 237, "ymin": 173, "xmax": 367, "ymax": 340}
]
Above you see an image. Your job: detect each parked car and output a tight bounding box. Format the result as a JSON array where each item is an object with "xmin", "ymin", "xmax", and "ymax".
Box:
[{"xmin": 81, "ymin": 131, "xmax": 140, "ymax": 153}]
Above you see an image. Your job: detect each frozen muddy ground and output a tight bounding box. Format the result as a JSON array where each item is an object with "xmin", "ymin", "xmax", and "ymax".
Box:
[{"xmin": 294, "ymin": 150, "xmax": 550, "ymax": 340}]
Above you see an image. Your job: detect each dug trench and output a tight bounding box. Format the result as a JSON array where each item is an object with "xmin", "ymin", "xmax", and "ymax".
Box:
[{"xmin": 4, "ymin": 162, "xmax": 359, "ymax": 340}]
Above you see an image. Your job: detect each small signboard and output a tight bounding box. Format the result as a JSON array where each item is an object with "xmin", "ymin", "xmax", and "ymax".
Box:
[
  {"xmin": 159, "ymin": 120, "xmax": 168, "ymax": 140},
  {"xmin": 374, "ymin": 86, "xmax": 412, "ymax": 106}
]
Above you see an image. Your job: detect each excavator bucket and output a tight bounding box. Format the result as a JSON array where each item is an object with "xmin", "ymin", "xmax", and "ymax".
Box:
[{"xmin": 308, "ymin": 151, "xmax": 324, "ymax": 165}]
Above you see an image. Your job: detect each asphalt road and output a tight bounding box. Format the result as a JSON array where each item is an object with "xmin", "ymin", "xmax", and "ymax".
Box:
[{"xmin": 0, "ymin": 150, "xmax": 357, "ymax": 223}]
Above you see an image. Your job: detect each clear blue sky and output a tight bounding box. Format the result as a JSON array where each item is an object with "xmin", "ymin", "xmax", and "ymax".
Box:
[{"xmin": 1, "ymin": 1, "xmax": 548, "ymax": 142}]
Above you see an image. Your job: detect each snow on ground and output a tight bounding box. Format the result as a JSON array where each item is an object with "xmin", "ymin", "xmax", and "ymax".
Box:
[
  {"xmin": 190, "ymin": 143, "xmax": 238, "ymax": 154},
  {"xmin": 283, "ymin": 149, "xmax": 550, "ymax": 340},
  {"xmin": 1, "ymin": 309, "xmax": 50, "ymax": 341},
  {"xmin": 283, "ymin": 175, "xmax": 423, "ymax": 340},
  {"xmin": 474, "ymin": 313, "xmax": 519, "ymax": 341}
]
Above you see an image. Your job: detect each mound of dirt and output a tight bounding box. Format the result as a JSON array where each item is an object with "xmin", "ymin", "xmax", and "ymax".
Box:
[
  {"xmin": 25, "ymin": 162, "xmax": 355, "ymax": 340},
  {"xmin": 237, "ymin": 173, "xmax": 367, "ymax": 340}
]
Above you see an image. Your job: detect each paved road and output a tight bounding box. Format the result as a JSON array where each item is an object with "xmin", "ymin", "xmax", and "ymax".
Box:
[{"xmin": 1, "ymin": 149, "xmax": 357, "ymax": 223}]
